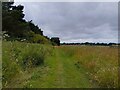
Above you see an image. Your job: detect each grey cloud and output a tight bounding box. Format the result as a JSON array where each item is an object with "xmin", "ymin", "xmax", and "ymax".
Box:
[{"xmin": 14, "ymin": 2, "xmax": 118, "ymax": 43}]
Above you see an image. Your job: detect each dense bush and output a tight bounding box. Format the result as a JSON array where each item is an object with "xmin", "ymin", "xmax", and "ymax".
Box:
[
  {"xmin": 51, "ymin": 37, "xmax": 60, "ymax": 46},
  {"xmin": 21, "ymin": 46, "xmax": 45, "ymax": 68},
  {"xmin": 29, "ymin": 34, "xmax": 51, "ymax": 44}
]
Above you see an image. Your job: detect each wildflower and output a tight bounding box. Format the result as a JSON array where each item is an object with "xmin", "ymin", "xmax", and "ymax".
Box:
[
  {"xmin": 30, "ymin": 84, "xmax": 32, "ymax": 87},
  {"xmin": 16, "ymin": 59, "xmax": 18, "ymax": 62},
  {"xmin": 21, "ymin": 39, "xmax": 26, "ymax": 42}
]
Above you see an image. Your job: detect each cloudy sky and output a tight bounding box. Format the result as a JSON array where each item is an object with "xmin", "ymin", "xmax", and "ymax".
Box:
[{"xmin": 14, "ymin": 2, "xmax": 118, "ymax": 43}]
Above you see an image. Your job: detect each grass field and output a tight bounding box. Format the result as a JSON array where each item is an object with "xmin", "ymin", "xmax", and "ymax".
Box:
[{"xmin": 2, "ymin": 41, "xmax": 118, "ymax": 88}]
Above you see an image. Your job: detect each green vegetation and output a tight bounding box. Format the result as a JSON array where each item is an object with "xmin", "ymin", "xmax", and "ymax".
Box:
[
  {"xmin": 1, "ymin": 1, "xmax": 118, "ymax": 89},
  {"xmin": 2, "ymin": 41, "xmax": 53, "ymax": 87},
  {"xmin": 2, "ymin": 2, "xmax": 60, "ymax": 45},
  {"xmin": 51, "ymin": 37, "xmax": 60, "ymax": 46},
  {"xmin": 2, "ymin": 41, "xmax": 118, "ymax": 88},
  {"xmin": 61, "ymin": 45, "xmax": 118, "ymax": 88}
]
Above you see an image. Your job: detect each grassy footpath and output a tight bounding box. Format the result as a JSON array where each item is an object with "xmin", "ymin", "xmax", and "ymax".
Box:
[
  {"xmin": 2, "ymin": 41, "xmax": 118, "ymax": 88},
  {"xmin": 55, "ymin": 47, "xmax": 93, "ymax": 88},
  {"xmin": 18, "ymin": 46, "xmax": 93, "ymax": 88},
  {"xmin": 57, "ymin": 47, "xmax": 93, "ymax": 87}
]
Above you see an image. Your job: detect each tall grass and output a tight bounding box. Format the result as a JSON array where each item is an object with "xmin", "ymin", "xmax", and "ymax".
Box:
[
  {"xmin": 60, "ymin": 45, "xmax": 118, "ymax": 88},
  {"xmin": 2, "ymin": 41, "xmax": 53, "ymax": 87}
]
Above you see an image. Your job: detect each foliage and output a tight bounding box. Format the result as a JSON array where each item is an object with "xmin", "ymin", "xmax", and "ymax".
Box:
[
  {"xmin": 2, "ymin": 2, "xmax": 28, "ymax": 38},
  {"xmin": 2, "ymin": 41, "xmax": 53, "ymax": 87},
  {"xmin": 28, "ymin": 20, "xmax": 43, "ymax": 35},
  {"xmin": 51, "ymin": 37, "xmax": 60, "ymax": 46},
  {"xmin": 2, "ymin": 2, "xmax": 55, "ymax": 44},
  {"xmin": 29, "ymin": 33, "xmax": 51, "ymax": 44},
  {"xmin": 20, "ymin": 46, "xmax": 45, "ymax": 68}
]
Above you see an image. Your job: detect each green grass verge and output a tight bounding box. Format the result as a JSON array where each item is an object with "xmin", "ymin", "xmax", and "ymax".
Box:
[{"xmin": 2, "ymin": 41, "xmax": 118, "ymax": 88}]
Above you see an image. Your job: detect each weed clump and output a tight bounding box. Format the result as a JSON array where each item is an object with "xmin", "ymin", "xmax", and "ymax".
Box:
[
  {"xmin": 23, "ymin": 51, "xmax": 44, "ymax": 67},
  {"xmin": 21, "ymin": 46, "xmax": 46, "ymax": 68}
]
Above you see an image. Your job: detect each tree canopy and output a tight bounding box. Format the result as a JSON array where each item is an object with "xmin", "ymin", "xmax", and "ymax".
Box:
[
  {"xmin": 2, "ymin": 2, "xmax": 60, "ymax": 45},
  {"xmin": 51, "ymin": 37, "xmax": 60, "ymax": 46}
]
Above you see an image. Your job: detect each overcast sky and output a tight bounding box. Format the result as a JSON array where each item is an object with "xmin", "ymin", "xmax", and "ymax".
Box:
[{"xmin": 14, "ymin": 2, "xmax": 118, "ymax": 43}]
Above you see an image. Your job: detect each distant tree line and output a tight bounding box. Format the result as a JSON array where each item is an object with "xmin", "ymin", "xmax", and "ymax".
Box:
[
  {"xmin": 2, "ymin": 2, "xmax": 60, "ymax": 46},
  {"xmin": 61, "ymin": 42, "xmax": 119, "ymax": 46}
]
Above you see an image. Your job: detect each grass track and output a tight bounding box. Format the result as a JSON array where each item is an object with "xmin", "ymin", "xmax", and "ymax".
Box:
[{"xmin": 21, "ymin": 46, "xmax": 93, "ymax": 88}]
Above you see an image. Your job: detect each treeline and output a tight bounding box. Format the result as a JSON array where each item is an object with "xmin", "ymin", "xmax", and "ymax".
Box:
[
  {"xmin": 2, "ymin": 2, "xmax": 60, "ymax": 46},
  {"xmin": 61, "ymin": 42, "xmax": 119, "ymax": 46}
]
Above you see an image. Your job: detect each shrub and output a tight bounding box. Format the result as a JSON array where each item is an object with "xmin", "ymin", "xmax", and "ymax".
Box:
[
  {"xmin": 20, "ymin": 46, "xmax": 46, "ymax": 69},
  {"xmin": 30, "ymin": 34, "xmax": 51, "ymax": 44},
  {"xmin": 51, "ymin": 37, "xmax": 60, "ymax": 46}
]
